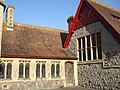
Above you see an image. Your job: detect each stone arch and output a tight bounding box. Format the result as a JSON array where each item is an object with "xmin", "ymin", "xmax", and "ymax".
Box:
[
  {"xmin": 19, "ymin": 63, "xmax": 24, "ymax": 78},
  {"xmin": 56, "ymin": 64, "xmax": 60, "ymax": 77},
  {"xmin": 65, "ymin": 61, "xmax": 74, "ymax": 86},
  {"xmin": 25, "ymin": 63, "xmax": 30, "ymax": 78},
  {"xmin": 51, "ymin": 64, "xmax": 55, "ymax": 78},
  {"xmin": 42, "ymin": 64, "xmax": 46, "ymax": 77},
  {"xmin": 0, "ymin": 63, "xmax": 5, "ymax": 78},
  {"xmin": 6, "ymin": 63, "xmax": 12, "ymax": 79},
  {"xmin": 36, "ymin": 63, "xmax": 40, "ymax": 78}
]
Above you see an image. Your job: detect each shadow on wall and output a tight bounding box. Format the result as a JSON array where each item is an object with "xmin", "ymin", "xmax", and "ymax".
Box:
[{"xmin": 60, "ymin": 32, "xmax": 68, "ymax": 48}]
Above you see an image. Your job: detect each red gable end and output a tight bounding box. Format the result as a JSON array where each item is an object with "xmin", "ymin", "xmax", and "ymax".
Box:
[
  {"xmin": 64, "ymin": 0, "xmax": 99, "ymax": 48},
  {"xmin": 74, "ymin": 1, "xmax": 99, "ymax": 30},
  {"xmin": 64, "ymin": 0, "xmax": 120, "ymax": 48}
]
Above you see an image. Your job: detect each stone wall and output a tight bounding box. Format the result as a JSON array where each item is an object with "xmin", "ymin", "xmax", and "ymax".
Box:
[
  {"xmin": 67, "ymin": 21, "xmax": 120, "ymax": 67},
  {"xmin": 0, "ymin": 58, "xmax": 79, "ymax": 89},
  {"xmin": 0, "ymin": 80, "xmax": 64, "ymax": 90},
  {"xmin": 66, "ymin": 21, "xmax": 120, "ymax": 89},
  {"xmin": 78, "ymin": 64, "xmax": 120, "ymax": 90}
]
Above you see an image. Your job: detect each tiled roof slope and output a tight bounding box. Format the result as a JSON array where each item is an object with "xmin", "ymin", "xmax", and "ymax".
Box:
[
  {"xmin": 88, "ymin": 0, "xmax": 120, "ymax": 35},
  {"xmin": 1, "ymin": 23, "xmax": 76, "ymax": 59}
]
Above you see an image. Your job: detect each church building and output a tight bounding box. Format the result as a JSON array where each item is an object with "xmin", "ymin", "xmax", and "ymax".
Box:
[{"xmin": 0, "ymin": 0, "xmax": 120, "ymax": 90}]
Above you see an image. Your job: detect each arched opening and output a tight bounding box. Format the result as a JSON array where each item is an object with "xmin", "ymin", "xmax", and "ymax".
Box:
[
  {"xmin": 65, "ymin": 62, "xmax": 74, "ymax": 86},
  {"xmin": 0, "ymin": 63, "xmax": 5, "ymax": 79},
  {"xmin": 56, "ymin": 64, "xmax": 60, "ymax": 77},
  {"xmin": 19, "ymin": 63, "xmax": 23, "ymax": 78},
  {"xmin": 36, "ymin": 64, "xmax": 40, "ymax": 78},
  {"xmin": 51, "ymin": 64, "xmax": 55, "ymax": 78},
  {"xmin": 6, "ymin": 63, "xmax": 12, "ymax": 79},
  {"xmin": 25, "ymin": 63, "xmax": 30, "ymax": 78},
  {"xmin": 42, "ymin": 64, "xmax": 46, "ymax": 77}
]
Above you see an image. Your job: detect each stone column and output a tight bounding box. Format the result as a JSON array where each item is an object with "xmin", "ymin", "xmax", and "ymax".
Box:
[
  {"xmin": 4, "ymin": 62, "xmax": 7, "ymax": 79},
  {"xmin": 60, "ymin": 61, "xmax": 66, "ymax": 86},
  {"xmin": 12, "ymin": 59, "xmax": 19, "ymax": 81},
  {"xmin": 60, "ymin": 61, "xmax": 65, "ymax": 79},
  {"xmin": 74, "ymin": 61, "xmax": 78, "ymax": 86},
  {"xmin": 46, "ymin": 60, "xmax": 51, "ymax": 80},
  {"xmin": 30, "ymin": 60, "xmax": 36, "ymax": 80}
]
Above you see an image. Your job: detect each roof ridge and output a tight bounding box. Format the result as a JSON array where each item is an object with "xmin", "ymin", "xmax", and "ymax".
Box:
[
  {"xmin": 15, "ymin": 23, "xmax": 65, "ymax": 32},
  {"xmin": 89, "ymin": 0, "xmax": 120, "ymax": 14}
]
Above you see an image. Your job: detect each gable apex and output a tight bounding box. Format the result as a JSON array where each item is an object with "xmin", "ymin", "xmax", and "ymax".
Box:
[{"xmin": 64, "ymin": 0, "xmax": 120, "ymax": 48}]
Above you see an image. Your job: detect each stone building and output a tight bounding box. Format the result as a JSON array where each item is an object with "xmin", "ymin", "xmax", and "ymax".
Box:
[
  {"xmin": 0, "ymin": 0, "xmax": 120, "ymax": 90},
  {"xmin": 65, "ymin": 0, "xmax": 120, "ymax": 90}
]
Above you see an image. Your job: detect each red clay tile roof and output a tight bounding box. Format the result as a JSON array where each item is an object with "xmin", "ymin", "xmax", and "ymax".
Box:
[{"xmin": 1, "ymin": 23, "xmax": 76, "ymax": 59}]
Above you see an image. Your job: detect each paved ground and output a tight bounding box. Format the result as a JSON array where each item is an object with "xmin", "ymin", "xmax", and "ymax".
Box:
[{"xmin": 39, "ymin": 87, "xmax": 96, "ymax": 90}]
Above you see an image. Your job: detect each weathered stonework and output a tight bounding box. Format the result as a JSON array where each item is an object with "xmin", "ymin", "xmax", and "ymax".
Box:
[
  {"xmin": 0, "ymin": 80, "xmax": 64, "ymax": 90},
  {"xmin": 67, "ymin": 21, "xmax": 120, "ymax": 67},
  {"xmin": 0, "ymin": 58, "xmax": 78, "ymax": 90},
  {"xmin": 67, "ymin": 21, "xmax": 120, "ymax": 90},
  {"xmin": 78, "ymin": 64, "xmax": 120, "ymax": 90}
]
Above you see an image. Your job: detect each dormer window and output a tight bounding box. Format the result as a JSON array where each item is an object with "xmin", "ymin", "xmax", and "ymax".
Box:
[
  {"xmin": 78, "ymin": 32, "xmax": 102, "ymax": 61},
  {"xmin": 111, "ymin": 14, "xmax": 120, "ymax": 21}
]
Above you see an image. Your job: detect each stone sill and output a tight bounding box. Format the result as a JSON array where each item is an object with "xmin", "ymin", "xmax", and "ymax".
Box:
[
  {"xmin": 0, "ymin": 79, "xmax": 12, "ymax": 82},
  {"xmin": 103, "ymin": 65, "xmax": 120, "ymax": 68},
  {"xmin": 0, "ymin": 79, "xmax": 32, "ymax": 83},
  {"xmin": 77, "ymin": 60, "xmax": 103, "ymax": 65},
  {"xmin": 18, "ymin": 78, "xmax": 31, "ymax": 80},
  {"xmin": 50, "ymin": 78, "xmax": 62, "ymax": 80},
  {"xmin": 36, "ymin": 77, "xmax": 46, "ymax": 80},
  {"xmin": 0, "ymin": 79, "xmax": 65, "ymax": 83},
  {"xmin": 36, "ymin": 78, "xmax": 63, "ymax": 81}
]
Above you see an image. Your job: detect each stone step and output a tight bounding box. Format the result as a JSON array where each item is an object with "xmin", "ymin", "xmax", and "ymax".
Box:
[{"xmin": 66, "ymin": 83, "xmax": 74, "ymax": 87}]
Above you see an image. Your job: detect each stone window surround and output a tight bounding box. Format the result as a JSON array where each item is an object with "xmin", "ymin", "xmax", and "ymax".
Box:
[
  {"xmin": 0, "ymin": 60, "xmax": 12, "ymax": 80},
  {"xmin": 0, "ymin": 58, "xmax": 79, "ymax": 86},
  {"xmin": 77, "ymin": 32, "xmax": 102, "ymax": 62},
  {"xmin": 36, "ymin": 61, "xmax": 46, "ymax": 80},
  {"xmin": 0, "ymin": 60, "xmax": 62, "ymax": 81},
  {"xmin": 51, "ymin": 62, "xmax": 60, "ymax": 79},
  {"xmin": 19, "ymin": 60, "xmax": 30, "ymax": 80}
]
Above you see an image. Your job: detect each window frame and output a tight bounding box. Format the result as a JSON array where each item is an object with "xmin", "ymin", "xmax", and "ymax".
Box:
[
  {"xmin": 19, "ymin": 63, "xmax": 24, "ymax": 78},
  {"xmin": 41, "ymin": 63, "xmax": 46, "ymax": 78},
  {"xmin": 51, "ymin": 62, "xmax": 60, "ymax": 79},
  {"xmin": 0, "ymin": 63, "xmax": 5, "ymax": 79},
  {"xmin": 19, "ymin": 61, "xmax": 30, "ymax": 80},
  {"xmin": 36, "ymin": 63, "xmax": 40, "ymax": 78},
  {"xmin": 6, "ymin": 63, "xmax": 12, "ymax": 79},
  {"xmin": 78, "ymin": 32, "xmax": 102, "ymax": 62},
  {"xmin": 56, "ymin": 64, "xmax": 60, "ymax": 77},
  {"xmin": 25, "ymin": 63, "xmax": 30, "ymax": 78},
  {"xmin": 0, "ymin": 61, "xmax": 12, "ymax": 80}
]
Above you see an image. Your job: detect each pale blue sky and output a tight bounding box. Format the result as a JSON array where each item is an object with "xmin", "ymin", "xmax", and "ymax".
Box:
[{"xmin": 4, "ymin": 0, "xmax": 120, "ymax": 30}]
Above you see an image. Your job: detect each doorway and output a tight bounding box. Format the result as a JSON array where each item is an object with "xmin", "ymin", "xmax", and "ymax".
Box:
[{"xmin": 65, "ymin": 62, "xmax": 74, "ymax": 86}]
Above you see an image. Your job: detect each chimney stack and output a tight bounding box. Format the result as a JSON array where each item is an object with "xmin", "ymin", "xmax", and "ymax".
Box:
[
  {"xmin": 6, "ymin": 4, "xmax": 15, "ymax": 31},
  {"xmin": 67, "ymin": 16, "xmax": 74, "ymax": 32}
]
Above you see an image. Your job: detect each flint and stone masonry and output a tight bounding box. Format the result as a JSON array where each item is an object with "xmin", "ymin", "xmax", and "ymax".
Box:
[{"xmin": 67, "ymin": 21, "xmax": 120, "ymax": 90}]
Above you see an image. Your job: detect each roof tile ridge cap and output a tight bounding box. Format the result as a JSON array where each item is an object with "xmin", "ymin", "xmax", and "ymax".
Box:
[
  {"xmin": 15, "ymin": 23, "xmax": 65, "ymax": 32},
  {"xmin": 90, "ymin": 0, "xmax": 120, "ymax": 14}
]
